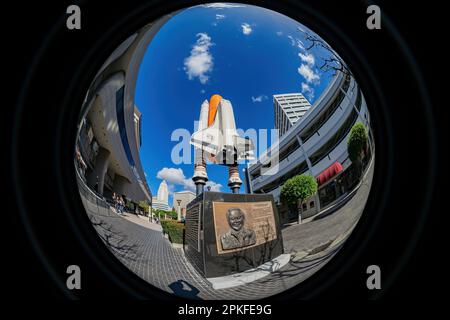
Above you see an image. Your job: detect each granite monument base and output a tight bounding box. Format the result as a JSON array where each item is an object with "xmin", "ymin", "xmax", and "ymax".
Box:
[
  {"xmin": 206, "ymin": 253, "xmax": 290, "ymax": 289},
  {"xmin": 184, "ymin": 192, "xmax": 284, "ymax": 278}
]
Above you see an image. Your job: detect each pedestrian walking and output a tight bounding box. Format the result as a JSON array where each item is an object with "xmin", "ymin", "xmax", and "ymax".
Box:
[
  {"xmin": 119, "ymin": 196, "xmax": 125, "ymax": 215},
  {"xmin": 113, "ymin": 192, "xmax": 120, "ymax": 214}
]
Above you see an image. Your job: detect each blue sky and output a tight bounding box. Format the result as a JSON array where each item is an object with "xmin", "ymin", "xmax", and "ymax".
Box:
[{"xmin": 135, "ymin": 3, "xmax": 335, "ymax": 206}]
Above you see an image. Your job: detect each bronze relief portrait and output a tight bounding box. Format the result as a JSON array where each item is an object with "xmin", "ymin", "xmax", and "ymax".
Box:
[
  {"xmin": 220, "ymin": 208, "xmax": 257, "ymax": 250},
  {"xmin": 213, "ymin": 201, "xmax": 277, "ymax": 254}
]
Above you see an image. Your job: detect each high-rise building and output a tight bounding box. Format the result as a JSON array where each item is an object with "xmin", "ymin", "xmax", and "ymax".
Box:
[
  {"xmin": 157, "ymin": 180, "xmax": 169, "ymax": 204},
  {"xmin": 247, "ymin": 72, "xmax": 373, "ymax": 224},
  {"xmin": 273, "ymin": 93, "xmax": 312, "ymax": 137},
  {"xmin": 152, "ymin": 180, "xmax": 170, "ymax": 211}
]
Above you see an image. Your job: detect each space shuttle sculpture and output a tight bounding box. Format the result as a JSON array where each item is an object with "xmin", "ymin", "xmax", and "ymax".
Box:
[{"xmin": 191, "ymin": 94, "xmax": 255, "ymax": 195}]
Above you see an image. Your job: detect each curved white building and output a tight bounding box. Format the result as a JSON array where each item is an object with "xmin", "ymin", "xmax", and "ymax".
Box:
[
  {"xmin": 75, "ymin": 12, "xmax": 181, "ymax": 209},
  {"xmin": 246, "ymin": 70, "xmax": 374, "ymax": 223}
]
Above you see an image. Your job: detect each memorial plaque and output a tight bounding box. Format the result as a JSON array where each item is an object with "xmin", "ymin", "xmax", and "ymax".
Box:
[
  {"xmin": 184, "ymin": 192, "xmax": 284, "ymax": 278},
  {"xmin": 185, "ymin": 202, "xmax": 201, "ymax": 252},
  {"xmin": 213, "ymin": 201, "xmax": 277, "ymax": 254},
  {"xmin": 185, "ymin": 197, "xmax": 204, "ymax": 275}
]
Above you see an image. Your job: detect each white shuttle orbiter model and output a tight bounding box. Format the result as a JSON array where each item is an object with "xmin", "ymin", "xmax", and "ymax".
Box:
[
  {"xmin": 190, "ymin": 94, "xmax": 255, "ymax": 194},
  {"xmin": 191, "ymin": 94, "xmax": 254, "ymax": 165}
]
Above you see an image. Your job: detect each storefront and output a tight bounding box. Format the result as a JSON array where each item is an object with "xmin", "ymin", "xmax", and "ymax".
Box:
[{"xmin": 317, "ymin": 152, "xmax": 371, "ymax": 211}]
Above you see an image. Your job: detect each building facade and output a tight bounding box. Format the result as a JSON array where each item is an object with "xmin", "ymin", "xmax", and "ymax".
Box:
[
  {"xmin": 152, "ymin": 180, "xmax": 170, "ymax": 211},
  {"xmin": 75, "ymin": 12, "xmax": 180, "ymax": 209},
  {"xmin": 247, "ymin": 70, "xmax": 374, "ymax": 224},
  {"xmin": 173, "ymin": 191, "xmax": 196, "ymax": 218},
  {"xmin": 157, "ymin": 180, "xmax": 169, "ymax": 205},
  {"xmin": 274, "ymin": 93, "xmax": 312, "ymax": 137}
]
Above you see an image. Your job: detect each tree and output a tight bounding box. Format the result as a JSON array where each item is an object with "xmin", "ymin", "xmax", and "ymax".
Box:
[
  {"xmin": 138, "ymin": 201, "xmax": 149, "ymax": 211},
  {"xmin": 280, "ymin": 174, "xmax": 318, "ymax": 223},
  {"xmin": 138, "ymin": 201, "xmax": 150, "ymax": 216},
  {"xmin": 296, "ymin": 27, "xmax": 352, "ymax": 77},
  {"xmin": 152, "ymin": 208, "xmax": 177, "ymax": 220},
  {"xmin": 348, "ymin": 122, "xmax": 368, "ymax": 177}
]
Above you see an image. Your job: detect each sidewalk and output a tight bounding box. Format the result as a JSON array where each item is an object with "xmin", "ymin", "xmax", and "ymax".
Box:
[
  {"xmin": 120, "ymin": 212, "xmax": 162, "ymax": 232},
  {"xmin": 281, "ymin": 157, "xmax": 374, "ymax": 259}
]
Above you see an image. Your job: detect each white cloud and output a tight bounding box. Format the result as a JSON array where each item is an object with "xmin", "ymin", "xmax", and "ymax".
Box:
[
  {"xmin": 182, "ymin": 178, "xmax": 196, "ymax": 192},
  {"xmin": 241, "ymin": 23, "xmax": 252, "ymax": 35},
  {"xmin": 213, "ymin": 14, "xmax": 225, "ymax": 26},
  {"xmin": 299, "ymin": 52, "xmax": 315, "ymax": 66},
  {"xmin": 206, "ymin": 181, "xmax": 222, "ymax": 192},
  {"xmin": 287, "ymin": 35, "xmax": 305, "ymax": 49},
  {"xmin": 287, "ymin": 35, "xmax": 295, "ymax": 46},
  {"xmin": 167, "ymin": 184, "xmax": 176, "ymax": 196},
  {"xmin": 157, "ymin": 167, "xmax": 186, "ymax": 185},
  {"xmin": 156, "ymin": 167, "xmax": 222, "ymax": 192},
  {"xmin": 251, "ymin": 95, "xmax": 268, "ymax": 103},
  {"xmin": 203, "ymin": 3, "xmax": 245, "ymax": 9},
  {"xmin": 183, "ymin": 33, "xmax": 214, "ymax": 84},
  {"xmin": 276, "ymin": 31, "xmax": 283, "ymax": 36},
  {"xmin": 301, "ymin": 82, "xmax": 314, "ymax": 101},
  {"xmin": 298, "ymin": 64, "xmax": 320, "ymax": 84}
]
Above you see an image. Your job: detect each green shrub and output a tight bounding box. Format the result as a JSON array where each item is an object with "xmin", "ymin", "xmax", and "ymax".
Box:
[
  {"xmin": 138, "ymin": 200, "xmax": 150, "ymax": 211},
  {"xmin": 280, "ymin": 174, "xmax": 318, "ymax": 210},
  {"xmin": 153, "ymin": 209, "xmax": 177, "ymax": 220},
  {"xmin": 160, "ymin": 220, "xmax": 169, "ymax": 233},
  {"xmin": 160, "ymin": 219, "xmax": 184, "ymax": 244},
  {"xmin": 167, "ymin": 210, "xmax": 178, "ymax": 220},
  {"xmin": 347, "ymin": 122, "xmax": 368, "ymax": 163}
]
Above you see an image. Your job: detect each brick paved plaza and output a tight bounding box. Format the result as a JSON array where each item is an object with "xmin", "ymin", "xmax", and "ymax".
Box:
[{"xmin": 80, "ymin": 161, "xmax": 373, "ymax": 299}]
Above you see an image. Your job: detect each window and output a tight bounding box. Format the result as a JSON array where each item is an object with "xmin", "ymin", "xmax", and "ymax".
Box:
[
  {"xmin": 256, "ymin": 160, "xmax": 308, "ymax": 193},
  {"xmin": 302, "ymin": 203, "xmax": 307, "ymax": 210},
  {"xmin": 87, "ymin": 125, "xmax": 94, "ymax": 143},
  {"xmin": 251, "ymin": 171, "xmax": 261, "ymax": 179},
  {"xmin": 300, "ymin": 91, "xmax": 345, "ymax": 142},
  {"xmin": 116, "ymin": 85, "xmax": 142, "ymax": 186},
  {"xmin": 309, "ymin": 108, "xmax": 359, "ymax": 166},
  {"xmin": 355, "ymin": 89, "xmax": 362, "ymax": 111},
  {"xmin": 277, "ymin": 140, "xmax": 300, "ymax": 162},
  {"xmin": 139, "ymin": 114, "xmax": 142, "ymax": 147},
  {"xmin": 341, "ymin": 73, "xmax": 351, "ymax": 93},
  {"xmin": 300, "ymin": 74, "xmax": 352, "ymax": 143},
  {"xmin": 310, "ymin": 201, "xmax": 315, "ymax": 208}
]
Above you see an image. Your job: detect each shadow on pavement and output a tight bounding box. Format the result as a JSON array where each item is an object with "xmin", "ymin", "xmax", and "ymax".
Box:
[
  {"xmin": 89, "ymin": 214, "xmax": 140, "ymax": 262},
  {"xmin": 169, "ymin": 280, "xmax": 203, "ymax": 300}
]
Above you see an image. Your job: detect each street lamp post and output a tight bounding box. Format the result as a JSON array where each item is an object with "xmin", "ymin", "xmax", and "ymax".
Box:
[{"xmin": 177, "ymin": 199, "xmax": 182, "ymax": 222}]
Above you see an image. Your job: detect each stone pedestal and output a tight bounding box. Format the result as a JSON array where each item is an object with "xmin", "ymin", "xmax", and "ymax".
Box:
[
  {"xmin": 227, "ymin": 165, "xmax": 242, "ymax": 194},
  {"xmin": 184, "ymin": 192, "xmax": 284, "ymax": 278}
]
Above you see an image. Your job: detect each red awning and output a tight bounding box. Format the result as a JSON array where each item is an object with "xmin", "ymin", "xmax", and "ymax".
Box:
[{"xmin": 316, "ymin": 162, "xmax": 343, "ymax": 186}]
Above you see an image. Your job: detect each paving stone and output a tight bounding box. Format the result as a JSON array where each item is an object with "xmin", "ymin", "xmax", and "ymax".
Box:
[{"xmin": 81, "ymin": 162, "xmax": 373, "ymax": 299}]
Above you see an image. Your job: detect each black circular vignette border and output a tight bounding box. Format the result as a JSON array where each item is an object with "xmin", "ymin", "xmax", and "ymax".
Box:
[{"xmin": 10, "ymin": 0, "xmax": 437, "ymax": 300}]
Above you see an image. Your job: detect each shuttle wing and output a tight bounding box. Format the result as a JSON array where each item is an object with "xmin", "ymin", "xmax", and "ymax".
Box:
[
  {"xmin": 190, "ymin": 126, "xmax": 222, "ymax": 156},
  {"xmin": 234, "ymin": 135, "xmax": 255, "ymax": 161}
]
